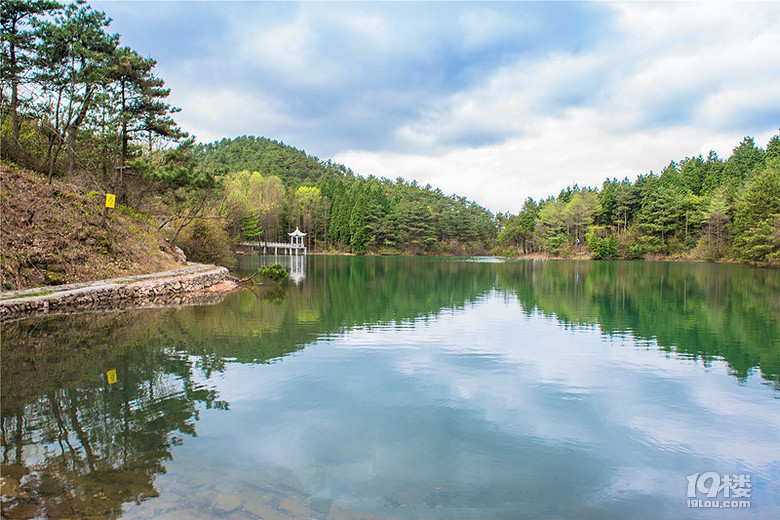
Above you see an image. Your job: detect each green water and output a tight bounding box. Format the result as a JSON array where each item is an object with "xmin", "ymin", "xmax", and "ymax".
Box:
[{"xmin": 2, "ymin": 257, "xmax": 779, "ymax": 519}]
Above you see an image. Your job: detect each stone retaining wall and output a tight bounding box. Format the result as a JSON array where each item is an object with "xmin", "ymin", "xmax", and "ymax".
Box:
[{"xmin": 1, "ymin": 265, "xmax": 231, "ymax": 321}]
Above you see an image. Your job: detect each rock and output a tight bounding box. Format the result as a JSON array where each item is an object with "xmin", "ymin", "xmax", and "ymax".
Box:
[
  {"xmin": 206, "ymin": 280, "xmax": 239, "ymax": 293},
  {"xmin": 1, "ymin": 265, "xmax": 233, "ymax": 321},
  {"xmin": 212, "ymin": 493, "xmax": 242, "ymax": 513},
  {"xmin": 171, "ymin": 244, "xmax": 187, "ymax": 264},
  {"xmin": 1, "ymin": 499, "xmax": 42, "ymax": 519},
  {"xmin": 0, "ymin": 475, "xmax": 25, "ymax": 498},
  {"xmin": 44, "ymin": 495, "xmax": 74, "ymax": 517},
  {"xmin": 243, "ymin": 497, "xmax": 288, "ymax": 520},
  {"xmin": 279, "ymin": 495, "xmax": 315, "ymax": 517}
]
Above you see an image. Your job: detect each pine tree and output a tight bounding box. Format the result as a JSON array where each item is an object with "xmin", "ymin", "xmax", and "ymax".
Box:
[
  {"xmin": 1, "ymin": 0, "xmax": 61, "ymax": 147},
  {"xmin": 733, "ymin": 167, "xmax": 780, "ymax": 263}
]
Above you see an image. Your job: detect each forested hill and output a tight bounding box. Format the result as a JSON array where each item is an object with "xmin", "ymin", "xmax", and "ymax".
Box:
[
  {"xmin": 194, "ymin": 134, "xmax": 780, "ymax": 264},
  {"xmin": 195, "ymin": 136, "xmax": 335, "ymax": 189},
  {"xmin": 193, "ymin": 136, "xmax": 498, "ymax": 255},
  {"xmin": 495, "ymin": 135, "xmax": 780, "ymax": 265}
]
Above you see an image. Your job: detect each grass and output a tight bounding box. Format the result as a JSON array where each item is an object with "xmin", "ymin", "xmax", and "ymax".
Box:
[{"xmin": 3, "ymin": 289, "xmax": 55, "ymax": 299}]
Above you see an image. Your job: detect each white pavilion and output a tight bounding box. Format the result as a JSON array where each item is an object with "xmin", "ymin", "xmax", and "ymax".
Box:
[{"xmin": 288, "ymin": 227, "xmax": 307, "ymax": 255}]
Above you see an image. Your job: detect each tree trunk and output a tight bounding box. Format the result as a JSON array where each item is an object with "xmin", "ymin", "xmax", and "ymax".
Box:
[
  {"xmin": 121, "ymin": 80, "xmax": 128, "ymax": 166},
  {"xmin": 10, "ymin": 40, "xmax": 20, "ymax": 145},
  {"xmin": 170, "ymin": 195, "xmax": 208, "ymax": 244},
  {"xmin": 67, "ymin": 130, "xmax": 76, "ymax": 176},
  {"xmin": 48, "ymin": 139, "xmax": 65, "ymax": 183},
  {"xmin": 66, "ymin": 87, "xmax": 94, "ymax": 176},
  {"xmin": 47, "ymin": 89, "xmax": 65, "ymax": 183}
]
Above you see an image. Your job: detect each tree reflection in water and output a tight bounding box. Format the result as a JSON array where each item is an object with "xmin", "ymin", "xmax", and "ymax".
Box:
[
  {"xmin": 494, "ymin": 259, "xmax": 780, "ymax": 387},
  {"xmin": 1, "ymin": 309, "xmax": 230, "ymax": 519},
  {"xmin": 1, "ymin": 257, "xmax": 499, "ymax": 519}
]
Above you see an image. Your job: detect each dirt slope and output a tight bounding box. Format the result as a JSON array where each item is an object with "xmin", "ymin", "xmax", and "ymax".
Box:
[{"xmin": 1, "ymin": 165, "xmax": 186, "ymax": 291}]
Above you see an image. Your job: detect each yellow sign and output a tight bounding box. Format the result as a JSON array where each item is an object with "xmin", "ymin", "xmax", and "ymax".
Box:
[
  {"xmin": 107, "ymin": 369, "xmax": 117, "ymax": 385},
  {"xmin": 105, "ymin": 193, "xmax": 115, "ymax": 208}
]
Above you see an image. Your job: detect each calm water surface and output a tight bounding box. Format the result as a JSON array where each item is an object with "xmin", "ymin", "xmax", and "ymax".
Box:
[{"xmin": 2, "ymin": 257, "xmax": 779, "ymax": 519}]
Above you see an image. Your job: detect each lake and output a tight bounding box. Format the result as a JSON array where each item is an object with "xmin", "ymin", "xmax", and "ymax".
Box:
[{"xmin": 2, "ymin": 256, "xmax": 778, "ymax": 519}]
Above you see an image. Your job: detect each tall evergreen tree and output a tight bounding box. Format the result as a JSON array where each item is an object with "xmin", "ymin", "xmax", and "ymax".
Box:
[
  {"xmin": 733, "ymin": 166, "xmax": 780, "ymax": 263},
  {"xmin": 1, "ymin": 0, "xmax": 61, "ymax": 146},
  {"xmin": 35, "ymin": 0, "xmax": 118, "ymax": 176},
  {"xmin": 723, "ymin": 136, "xmax": 765, "ymax": 185},
  {"xmin": 108, "ymin": 47, "xmax": 183, "ymax": 169}
]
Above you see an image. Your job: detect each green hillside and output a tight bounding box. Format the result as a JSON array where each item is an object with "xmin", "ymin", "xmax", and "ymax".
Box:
[{"xmin": 193, "ymin": 136, "xmax": 498, "ymax": 255}]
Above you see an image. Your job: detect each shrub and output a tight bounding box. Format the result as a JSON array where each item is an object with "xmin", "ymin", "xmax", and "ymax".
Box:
[
  {"xmin": 545, "ymin": 234, "xmax": 567, "ymax": 256},
  {"xmin": 260, "ymin": 263, "xmax": 288, "ymax": 282},
  {"xmin": 616, "ymin": 226, "xmax": 646, "ymax": 259},
  {"xmin": 492, "ymin": 245, "xmax": 518, "ymax": 257},
  {"xmin": 178, "ymin": 219, "xmax": 236, "ymax": 268},
  {"xmin": 586, "ymin": 228, "xmax": 617, "ymax": 260}
]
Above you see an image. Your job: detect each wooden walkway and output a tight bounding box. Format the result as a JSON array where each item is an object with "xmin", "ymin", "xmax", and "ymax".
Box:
[{"xmin": 238, "ymin": 241, "xmax": 307, "ymax": 255}]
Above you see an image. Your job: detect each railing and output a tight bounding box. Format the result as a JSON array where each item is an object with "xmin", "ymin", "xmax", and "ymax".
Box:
[
  {"xmin": 238, "ymin": 241, "xmax": 307, "ymax": 254},
  {"xmin": 238, "ymin": 241, "xmax": 304, "ymax": 248}
]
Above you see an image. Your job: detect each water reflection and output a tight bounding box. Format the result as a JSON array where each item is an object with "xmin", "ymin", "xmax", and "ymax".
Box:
[
  {"xmin": 2, "ymin": 257, "xmax": 498, "ymax": 518},
  {"xmin": 1, "ymin": 311, "xmax": 228, "ymax": 518},
  {"xmin": 238, "ymin": 254, "xmax": 307, "ymax": 284},
  {"xmin": 494, "ymin": 260, "xmax": 780, "ymax": 387},
  {"xmin": 1, "ymin": 257, "xmax": 778, "ymax": 519}
]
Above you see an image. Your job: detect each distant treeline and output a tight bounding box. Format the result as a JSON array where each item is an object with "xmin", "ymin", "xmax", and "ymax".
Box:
[
  {"xmin": 195, "ymin": 136, "xmax": 498, "ymax": 255},
  {"xmin": 495, "ymin": 135, "xmax": 780, "ymax": 265},
  {"xmin": 196, "ymin": 134, "xmax": 780, "ymax": 264}
]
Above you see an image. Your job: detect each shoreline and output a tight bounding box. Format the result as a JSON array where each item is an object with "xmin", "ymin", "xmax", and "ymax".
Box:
[
  {"xmin": 247, "ymin": 249, "xmax": 777, "ymax": 267},
  {"xmin": 494, "ymin": 253, "xmax": 778, "ymax": 267},
  {"xmin": 294, "ymin": 249, "xmax": 778, "ymax": 267},
  {"xmin": 0, "ymin": 263, "xmax": 238, "ymax": 322},
  {"xmin": 2, "ymin": 253, "xmax": 774, "ymax": 322}
]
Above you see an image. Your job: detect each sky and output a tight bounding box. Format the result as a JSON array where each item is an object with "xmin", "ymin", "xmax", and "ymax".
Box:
[{"xmin": 91, "ymin": 0, "xmax": 780, "ymax": 213}]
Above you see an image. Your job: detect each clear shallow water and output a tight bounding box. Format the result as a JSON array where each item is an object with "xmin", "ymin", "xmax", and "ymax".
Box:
[{"xmin": 2, "ymin": 256, "xmax": 779, "ymax": 519}]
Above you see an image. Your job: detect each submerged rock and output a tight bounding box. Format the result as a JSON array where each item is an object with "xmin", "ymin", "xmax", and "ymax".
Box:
[{"xmin": 212, "ymin": 492, "xmax": 242, "ymax": 513}]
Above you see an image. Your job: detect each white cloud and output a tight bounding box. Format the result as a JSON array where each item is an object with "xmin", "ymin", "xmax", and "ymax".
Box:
[
  {"xmin": 336, "ymin": 112, "xmax": 777, "ymax": 213},
  {"xmin": 605, "ymin": 2, "xmax": 780, "ymax": 131},
  {"xmin": 394, "ymin": 1, "xmax": 779, "ymax": 145},
  {"xmin": 240, "ymin": 16, "xmax": 314, "ymax": 76},
  {"xmin": 392, "ymin": 50, "xmax": 610, "ymax": 152},
  {"xmin": 171, "ymin": 88, "xmax": 291, "ymax": 144},
  {"xmin": 333, "ymin": 9, "xmax": 397, "ymax": 53},
  {"xmin": 100, "ymin": 1, "xmax": 780, "ymax": 210},
  {"xmin": 334, "ymin": 2, "xmax": 780, "ymax": 212}
]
